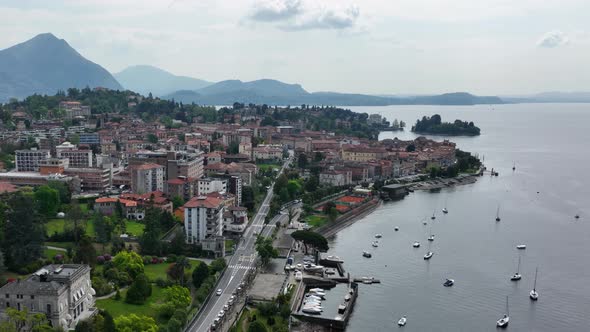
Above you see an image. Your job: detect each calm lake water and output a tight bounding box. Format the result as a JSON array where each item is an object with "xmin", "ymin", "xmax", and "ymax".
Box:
[{"xmin": 326, "ymin": 103, "xmax": 590, "ymax": 331}]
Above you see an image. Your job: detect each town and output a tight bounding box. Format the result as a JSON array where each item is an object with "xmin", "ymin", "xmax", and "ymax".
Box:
[{"xmin": 0, "ymin": 89, "xmax": 480, "ymax": 332}]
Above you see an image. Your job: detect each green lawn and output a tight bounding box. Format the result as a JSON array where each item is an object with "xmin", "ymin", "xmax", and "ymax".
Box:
[
  {"xmin": 235, "ymin": 308, "xmax": 288, "ymax": 332},
  {"xmin": 125, "ymin": 221, "xmax": 145, "ymax": 236},
  {"xmin": 225, "ymin": 239, "xmax": 235, "ymax": 251},
  {"xmin": 96, "ymin": 286, "xmax": 166, "ymax": 318},
  {"xmin": 45, "ymin": 218, "xmax": 95, "ymax": 237},
  {"xmin": 257, "ymin": 163, "xmax": 281, "ymax": 172},
  {"xmin": 44, "ymin": 248, "xmax": 66, "ymax": 260},
  {"xmin": 143, "ymin": 261, "xmax": 202, "ymax": 282},
  {"xmin": 44, "ymin": 242, "xmax": 74, "ymax": 249},
  {"xmin": 306, "ymin": 214, "xmax": 328, "ymax": 228}
]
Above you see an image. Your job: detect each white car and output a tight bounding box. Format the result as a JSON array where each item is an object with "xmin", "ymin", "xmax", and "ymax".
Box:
[
  {"xmin": 216, "ymin": 289, "xmax": 222, "ymax": 296},
  {"xmin": 223, "ymin": 304, "xmax": 229, "ymax": 311}
]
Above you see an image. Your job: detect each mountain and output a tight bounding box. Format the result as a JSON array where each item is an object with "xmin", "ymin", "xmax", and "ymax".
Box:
[
  {"xmin": 114, "ymin": 65, "xmax": 212, "ymax": 97},
  {"xmin": 502, "ymin": 91, "xmax": 590, "ymax": 103},
  {"xmin": 0, "ymin": 33, "xmax": 122, "ymax": 101},
  {"xmin": 164, "ymin": 80, "xmax": 503, "ymax": 106}
]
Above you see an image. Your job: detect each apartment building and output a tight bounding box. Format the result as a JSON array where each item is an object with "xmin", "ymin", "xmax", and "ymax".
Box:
[
  {"xmin": 183, "ymin": 196, "xmax": 224, "ymax": 243},
  {"xmin": 130, "ymin": 163, "xmax": 164, "ymax": 194},
  {"xmin": 15, "ymin": 149, "xmax": 51, "ymax": 172},
  {"xmin": 198, "ymin": 178, "xmax": 227, "ymax": 195}
]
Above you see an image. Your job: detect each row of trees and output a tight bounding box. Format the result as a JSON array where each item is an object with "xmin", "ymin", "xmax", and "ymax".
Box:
[{"xmin": 412, "ymin": 114, "xmax": 481, "ymax": 136}]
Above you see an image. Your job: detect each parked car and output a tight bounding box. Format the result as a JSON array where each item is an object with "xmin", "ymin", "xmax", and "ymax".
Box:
[{"xmin": 216, "ymin": 289, "xmax": 222, "ymax": 296}]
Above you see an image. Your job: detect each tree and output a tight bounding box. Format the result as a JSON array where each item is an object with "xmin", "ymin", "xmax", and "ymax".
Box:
[
  {"xmin": 255, "ymin": 237, "xmax": 278, "ymax": 266},
  {"xmin": 248, "ymin": 321, "xmax": 268, "ymax": 332},
  {"xmin": 297, "ymin": 154, "xmax": 308, "ymax": 169},
  {"xmin": 168, "ymin": 228, "xmax": 186, "ymax": 256},
  {"xmin": 34, "ymin": 185, "xmax": 60, "ymax": 217},
  {"xmin": 67, "ymin": 201, "xmax": 85, "ymax": 244},
  {"xmin": 291, "ymin": 230, "xmax": 329, "ymax": 253},
  {"xmin": 115, "ymin": 314, "xmax": 158, "ymax": 332},
  {"xmin": 3, "ymin": 308, "xmax": 52, "ymax": 332},
  {"xmin": 192, "ymin": 261, "xmax": 209, "ymax": 289},
  {"xmin": 273, "ymin": 174, "xmax": 288, "ymax": 195},
  {"xmin": 167, "ymin": 256, "xmax": 190, "ymax": 286},
  {"xmin": 126, "ymin": 273, "xmax": 152, "ymax": 304},
  {"xmin": 242, "ymin": 186, "xmax": 255, "ymax": 212},
  {"xmin": 139, "ymin": 207, "xmax": 162, "ymax": 255},
  {"xmin": 210, "ymin": 258, "xmax": 227, "ymax": 274},
  {"xmin": 73, "ymin": 235, "xmax": 97, "ymax": 267},
  {"xmin": 94, "ymin": 215, "xmax": 113, "ymax": 248},
  {"xmin": 2, "ymin": 193, "xmax": 45, "ymax": 271},
  {"xmin": 172, "ymin": 196, "xmax": 184, "ymax": 209},
  {"xmin": 147, "ymin": 133, "xmax": 158, "ymax": 144},
  {"xmin": 113, "ymin": 251, "xmax": 144, "ymax": 278},
  {"xmin": 47, "ymin": 180, "xmax": 71, "ymax": 204},
  {"xmin": 406, "ymin": 144, "xmax": 416, "ymax": 152}
]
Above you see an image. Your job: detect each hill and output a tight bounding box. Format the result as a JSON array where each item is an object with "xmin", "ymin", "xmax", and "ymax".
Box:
[
  {"xmin": 114, "ymin": 65, "xmax": 212, "ymax": 97},
  {"xmin": 0, "ymin": 33, "xmax": 122, "ymax": 102},
  {"xmin": 165, "ymin": 81, "xmax": 503, "ymax": 106}
]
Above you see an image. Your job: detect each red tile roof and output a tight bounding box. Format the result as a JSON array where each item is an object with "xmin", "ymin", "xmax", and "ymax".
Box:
[{"xmin": 184, "ymin": 196, "xmax": 223, "ymax": 209}]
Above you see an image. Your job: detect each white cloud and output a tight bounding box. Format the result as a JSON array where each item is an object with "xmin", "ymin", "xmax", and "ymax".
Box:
[
  {"xmin": 247, "ymin": 0, "xmax": 360, "ymax": 31},
  {"xmin": 537, "ymin": 30, "xmax": 569, "ymax": 48},
  {"xmin": 250, "ymin": 0, "xmax": 302, "ymax": 21}
]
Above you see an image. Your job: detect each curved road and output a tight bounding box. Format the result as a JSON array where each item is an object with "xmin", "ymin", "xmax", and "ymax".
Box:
[{"xmin": 186, "ymin": 155, "xmax": 292, "ymax": 332}]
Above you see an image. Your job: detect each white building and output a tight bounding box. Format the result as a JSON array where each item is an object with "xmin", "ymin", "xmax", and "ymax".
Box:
[
  {"xmin": 183, "ymin": 196, "xmax": 225, "ymax": 244},
  {"xmin": 198, "ymin": 178, "xmax": 227, "ymax": 195},
  {"xmin": 0, "ymin": 264, "xmax": 95, "ymax": 330},
  {"xmin": 130, "ymin": 163, "xmax": 164, "ymax": 194},
  {"xmin": 223, "ymin": 206, "xmax": 248, "ymax": 233},
  {"xmin": 15, "ymin": 149, "xmax": 50, "ymax": 172}
]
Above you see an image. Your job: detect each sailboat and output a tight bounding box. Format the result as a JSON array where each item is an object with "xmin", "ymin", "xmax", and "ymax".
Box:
[
  {"xmin": 424, "ymin": 238, "xmax": 433, "ymax": 260},
  {"xmin": 511, "ymin": 256, "xmax": 522, "ymax": 281},
  {"xmin": 495, "ymin": 205, "xmax": 501, "ymax": 222},
  {"xmin": 428, "ymin": 224, "xmax": 435, "ymax": 242},
  {"xmin": 442, "ymin": 199, "xmax": 448, "ymax": 214},
  {"xmin": 431, "ymin": 210, "xmax": 436, "ymax": 220},
  {"xmin": 512, "ymin": 161, "xmax": 516, "ymax": 171},
  {"xmin": 496, "ymin": 296, "xmax": 510, "ymax": 328},
  {"xmin": 530, "ymin": 267, "xmax": 539, "ymax": 301}
]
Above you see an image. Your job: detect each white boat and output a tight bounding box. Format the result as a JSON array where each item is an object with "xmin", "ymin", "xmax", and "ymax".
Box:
[
  {"xmin": 375, "ymin": 234, "xmax": 383, "ymax": 238},
  {"xmin": 324, "ymin": 268, "xmax": 336, "ymax": 275},
  {"xmin": 305, "ymin": 294, "xmax": 323, "ymax": 300},
  {"xmin": 530, "ymin": 267, "xmax": 539, "ymax": 301},
  {"xmin": 372, "ymin": 241, "xmax": 379, "ymax": 247},
  {"xmin": 496, "ymin": 296, "xmax": 510, "ymax": 328},
  {"xmin": 394, "ymin": 226, "xmax": 399, "ymax": 231},
  {"xmin": 428, "ymin": 235, "xmax": 435, "ymax": 241},
  {"xmin": 511, "ymin": 256, "xmax": 522, "ymax": 281},
  {"xmin": 516, "ymin": 244, "xmax": 526, "ymax": 250},
  {"xmin": 309, "ymin": 288, "xmax": 324, "ymax": 293},
  {"xmin": 413, "ymin": 241, "xmax": 420, "ymax": 248},
  {"xmin": 309, "ymin": 291, "xmax": 326, "ymax": 297},
  {"xmin": 302, "ymin": 307, "xmax": 322, "ymax": 314},
  {"xmin": 424, "ymin": 251, "xmax": 433, "ymax": 260},
  {"xmin": 442, "ymin": 208, "xmax": 448, "ymax": 214},
  {"xmin": 363, "ymin": 251, "xmax": 372, "ymax": 258},
  {"xmin": 422, "ymin": 219, "xmax": 427, "ymax": 225},
  {"xmin": 398, "ymin": 315, "xmax": 407, "ymax": 326}
]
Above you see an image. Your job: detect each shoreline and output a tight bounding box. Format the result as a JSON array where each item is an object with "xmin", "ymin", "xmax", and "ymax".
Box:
[{"xmin": 315, "ymin": 198, "xmax": 381, "ymax": 239}]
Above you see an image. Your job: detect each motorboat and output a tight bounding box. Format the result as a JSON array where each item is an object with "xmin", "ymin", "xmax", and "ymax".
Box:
[
  {"xmin": 375, "ymin": 234, "xmax": 383, "ymax": 239},
  {"xmin": 575, "ymin": 214, "xmax": 580, "ymax": 219},
  {"xmin": 394, "ymin": 226, "xmax": 399, "ymax": 231},
  {"xmin": 372, "ymin": 241, "xmax": 379, "ymax": 247},
  {"xmin": 428, "ymin": 235, "xmax": 435, "ymax": 242},
  {"xmin": 398, "ymin": 315, "xmax": 407, "ymax": 326},
  {"xmin": 424, "ymin": 251, "xmax": 433, "ymax": 260},
  {"xmin": 422, "ymin": 219, "xmax": 428, "ymax": 225},
  {"xmin": 326, "ymin": 255, "xmax": 344, "ymax": 262},
  {"xmin": 443, "ymin": 278, "xmax": 454, "ymax": 287},
  {"xmin": 516, "ymin": 244, "xmax": 526, "ymax": 250},
  {"xmin": 305, "ymin": 294, "xmax": 323, "ymax": 300},
  {"xmin": 324, "ymin": 268, "xmax": 336, "ymax": 275},
  {"xmin": 442, "ymin": 208, "xmax": 448, "ymax": 214},
  {"xmin": 309, "ymin": 288, "xmax": 325, "ymax": 293},
  {"xmin": 304, "ymin": 264, "xmax": 325, "ymax": 273},
  {"xmin": 338, "ymin": 303, "xmax": 347, "ymax": 313},
  {"xmin": 363, "ymin": 251, "xmax": 372, "ymax": 258},
  {"xmin": 302, "ymin": 307, "xmax": 322, "ymax": 314},
  {"xmin": 496, "ymin": 296, "xmax": 510, "ymax": 328},
  {"xmin": 344, "ymin": 294, "xmax": 351, "ymax": 302},
  {"xmin": 431, "ymin": 211, "xmax": 436, "ymax": 220},
  {"xmin": 530, "ymin": 267, "xmax": 539, "ymax": 301},
  {"xmin": 413, "ymin": 241, "xmax": 420, "ymax": 248},
  {"xmin": 309, "ymin": 289, "xmax": 326, "ymax": 296},
  {"xmin": 510, "ymin": 256, "xmax": 522, "ymax": 281}
]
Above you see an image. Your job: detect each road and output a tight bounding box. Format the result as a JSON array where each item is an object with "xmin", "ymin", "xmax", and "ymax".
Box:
[{"xmin": 186, "ymin": 155, "xmax": 292, "ymax": 332}]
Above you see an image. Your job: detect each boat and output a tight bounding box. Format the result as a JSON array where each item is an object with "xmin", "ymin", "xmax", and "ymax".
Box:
[
  {"xmin": 309, "ymin": 290, "xmax": 326, "ymax": 297},
  {"xmin": 530, "ymin": 267, "xmax": 539, "ymax": 301},
  {"xmin": 394, "ymin": 226, "xmax": 399, "ymax": 231},
  {"xmin": 309, "ymin": 288, "xmax": 324, "ymax": 293},
  {"xmin": 511, "ymin": 256, "xmax": 522, "ymax": 281},
  {"xmin": 516, "ymin": 244, "xmax": 526, "ymax": 250},
  {"xmin": 363, "ymin": 251, "xmax": 372, "ymax": 258},
  {"xmin": 575, "ymin": 214, "xmax": 580, "ymax": 219},
  {"xmin": 496, "ymin": 296, "xmax": 510, "ymax": 328},
  {"xmin": 302, "ymin": 307, "xmax": 322, "ymax": 314},
  {"xmin": 495, "ymin": 205, "xmax": 501, "ymax": 222},
  {"xmin": 424, "ymin": 251, "xmax": 433, "ymax": 260},
  {"xmin": 512, "ymin": 161, "xmax": 516, "ymax": 171},
  {"xmin": 422, "ymin": 218, "xmax": 427, "ymax": 225},
  {"xmin": 324, "ymin": 268, "xmax": 336, "ymax": 275},
  {"xmin": 413, "ymin": 241, "xmax": 421, "ymax": 248},
  {"xmin": 338, "ymin": 303, "xmax": 347, "ymax": 313},
  {"xmin": 428, "ymin": 235, "xmax": 435, "ymax": 241},
  {"xmin": 344, "ymin": 294, "xmax": 351, "ymax": 301},
  {"xmin": 375, "ymin": 234, "xmax": 383, "ymax": 238},
  {"xmin": 305, "ymin": 295, "xmax": 323, "ymax": 301},
  {"xmin": 431, "ymin": 211, "xmax": 436, "ymax": 220},
  {"xmin": 372, "ymin": 241, "xmax": 379, "ymax": 247},
  {"xmin": 398, "ymin": 315, "xmax": 407, "ymax": 326},
  {"xmin": 443, "ymin": 278, "xmax": 454, "ymax": 287},
  {"xmin": 442, "ymin": 207, "xmax": 448, "ymax": 214}
]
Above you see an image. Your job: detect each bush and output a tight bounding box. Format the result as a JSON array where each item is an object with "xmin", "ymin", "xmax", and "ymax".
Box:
[
  {"xmin": 103, "ymin": 254, "xmax": 112, "ymax": 261},
  {"xmin": 125, "ymin": 274, "xmax": 152, "ymax": 304},
  {"xmin": 267, "ymin": 316, "xmax": 275, "ymax": 326},
  {"xmin": 114, "ymin": 290, "xmax": 121, "ymax": 301},
  {"xmin": 166, "ymin": 254, "xmax": 177, "ymax": 263},
  {"xmin": 97, "ymin": 256, "xmax": 106, "ymax": 264}
]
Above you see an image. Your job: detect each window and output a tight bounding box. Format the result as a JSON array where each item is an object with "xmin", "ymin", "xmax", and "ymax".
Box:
[
  {"xmin": 31, "ymin": 295, "xmax": 34, "ymax": 299},
  {"xmin": 4, "ymin": 294, "xmax": 8, "ymax": 298},
  {"xmin": 6, "ymin": 302, "xmax": 9, "ymax": 307}
]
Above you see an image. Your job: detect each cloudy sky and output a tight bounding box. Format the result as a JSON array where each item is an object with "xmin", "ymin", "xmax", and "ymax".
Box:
[{"xmin": 1, "ymin": 0, "xmax": 589, "ymax": 95}]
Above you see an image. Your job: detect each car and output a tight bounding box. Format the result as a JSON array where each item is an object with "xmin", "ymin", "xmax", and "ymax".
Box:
[
  {"xmin": 216, "ymin": 289, "xmax": 222, "ymax": 296},
  {"xmin": 237, "ymin": 286, "xmax": 242, "ymax": 292},
  {"xmin": 223, "ymin": 304, "xmax": 229, "ymax": 310},
  {"xmin": 296, "ymin": 263, "xmax": 303, "ymax": 269}
]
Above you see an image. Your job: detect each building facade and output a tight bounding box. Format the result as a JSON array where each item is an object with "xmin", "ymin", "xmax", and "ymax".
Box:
[
  {"xmin": 15, "ymin": 149, "xmax": 51, "ymax": 172},
  {"xmin": 0, "ymin": 264, "xmax": 95, "ymax": 330},
  {"xmin": 130, "ymin": 163, "xmax": 164, "ymax": 194},
  {"xmin": 183, "ymin": 196, "xmax": 224, "ymax": 244}
]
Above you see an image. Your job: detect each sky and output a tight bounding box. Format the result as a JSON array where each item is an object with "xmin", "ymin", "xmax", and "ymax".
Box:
[{"xmin": 0, "ymin": 0, "xmax": 589, "ymax": 95}]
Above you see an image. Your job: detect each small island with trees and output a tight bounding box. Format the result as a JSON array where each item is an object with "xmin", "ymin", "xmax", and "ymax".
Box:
[{"xmin": 411, "ymin": 114, "xmax": 481, "ymax": 136}]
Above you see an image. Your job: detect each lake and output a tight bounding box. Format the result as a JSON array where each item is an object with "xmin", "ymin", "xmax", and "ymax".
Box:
[{"xmin": 325, "ymin": 103, "xmax": 590, "ymax": 331}]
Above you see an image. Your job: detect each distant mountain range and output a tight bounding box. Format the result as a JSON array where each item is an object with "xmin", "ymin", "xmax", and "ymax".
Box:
[
  {"xmin": 502, "ymin": 91, "xmax": 590, "ymax": 103},
  {"xmin": 0, "ymin": 33, "xmax": 121, "ymax": 101},
  {"xmin": 163, "ymin": 80, "xmax": 503, "ymax": 106},
  {"xmin": 114, "ymin": 65, "xmax": 212, "ymax": 97},
  {"xmin": 4, "ymin": 33, "xmax": 586, "ymax": 106}
]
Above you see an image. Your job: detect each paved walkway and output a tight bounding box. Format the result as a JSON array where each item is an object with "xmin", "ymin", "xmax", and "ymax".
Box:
[
  {"xmin": 45, "ymin": 245, "xmax": 67, "ymax": 252},
  {"xmin": 94, "ymin": 286, "xmax": 129, "ymax": 300}
]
